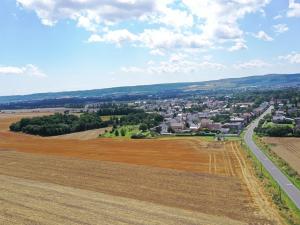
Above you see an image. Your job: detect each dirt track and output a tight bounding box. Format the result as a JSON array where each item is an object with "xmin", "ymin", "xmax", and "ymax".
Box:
[{"xmin": 0, "ymin": 113, "xmax": 284, "ymax": 224}]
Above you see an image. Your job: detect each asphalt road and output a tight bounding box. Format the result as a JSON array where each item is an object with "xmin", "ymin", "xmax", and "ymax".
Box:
[{"xmin": 244, "ymin": 106, "xmax": 300, "ymax": 209}]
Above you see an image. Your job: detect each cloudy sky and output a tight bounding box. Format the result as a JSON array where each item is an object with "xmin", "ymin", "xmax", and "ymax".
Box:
[{"xmin": 0, "ymin": 0, "xmax": 300, "ymax": 95}]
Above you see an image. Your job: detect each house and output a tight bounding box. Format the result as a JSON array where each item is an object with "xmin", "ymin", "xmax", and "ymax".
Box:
[
  {"xmin": 275, "ymin": 110, "xmax": 285, "ymax": 117},
  {"xmin": 200, "ymin": 119, "xmax": 213, "ymax": 129},
  {"xmin": 220, "ymin": 128, "xmax": 230, "ymax": 134},
  {"xmin": 223, "ymin": 122, "xmax": 244, "ymax": 133},
  {"xmin": 208, "ymin": 122, "xmax": 222, "ymax": 131},
  {"xmin": 272, "ymin": 115, "xmax": 293, "ymax": 123},
  {"xmin": 230, "ymin": 117, "xmax": 245, "ymax": 123},
  {"xmin": 169, "ymin": 120, "xmax": 185, "ymax": 132},
  {"xmin": 159, "ymin": 123, "xmax": 169, "ymax": 134},
  {"xmin": 189, "ymin": 123, "xmax": 200, "ymax": 131},
  {"xmin": 272, "ymin": 115, "xmax": 286, "ymax": 123}
]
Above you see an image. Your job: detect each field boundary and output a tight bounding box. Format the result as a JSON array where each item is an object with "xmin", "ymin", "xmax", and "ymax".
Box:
[
  {"xmin": 253, "ymin": 135, "xmax": 300, "ymax": 190},
  {"xmin": 241, "ymin": 133, "xmax": 300, "ymax": 225}
]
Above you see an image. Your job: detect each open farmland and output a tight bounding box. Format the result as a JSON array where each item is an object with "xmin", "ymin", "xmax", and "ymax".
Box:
[
  {"xmin": 49, "ymin": 127, "xmax": 112, "ymax": 140},
  {"xmin": 0, "ymin": 112, "xmax": 284, "ymax": 224},
  {"xmin": 264, "ymin": 137, "xmax": 300, "ymax": 174}
]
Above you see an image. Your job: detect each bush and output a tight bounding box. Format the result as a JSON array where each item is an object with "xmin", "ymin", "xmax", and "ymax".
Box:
[
  {"xmin": 131, "ymin": 133, "xmax": 146, "ymax": 139},
  {"xmin": 139, "ymin": 123, "xmax": 148, "ymax": 132},
  {"xmin": 120, "ymin": 128, "xmax": 126, "ymax": 136}
]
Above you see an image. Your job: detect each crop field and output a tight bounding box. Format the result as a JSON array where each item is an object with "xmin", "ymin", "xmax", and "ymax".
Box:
[
  {"xmin": 0, "ymin": 112, "xmax": 284, "ymax": 225},
  {"xmin": 49, "ymin": 127, "xmax": 112, "ymax": 140},
  {"xmin": 264, "ymin": 137, "xmax": 300, "ymax": 174}
]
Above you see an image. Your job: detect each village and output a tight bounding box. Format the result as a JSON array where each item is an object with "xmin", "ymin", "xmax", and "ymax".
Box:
[{"xmin": 134, "ymin": 97, "xmax": 270, "ymax": 136}]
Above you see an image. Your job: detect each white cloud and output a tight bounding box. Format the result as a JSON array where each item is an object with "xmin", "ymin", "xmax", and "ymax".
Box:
[
  {"xmin": 88, "ymin": 29, "xmax": 138, "ymax": 47},
  {"xmin": 287, "ymin": 0, "xmax": 300, "ymax": 17},
  {"xmin": 181, "ymin": 0, "xmax": 271, "ymax": 48},
  {"xmin": 150, "ymin": 49, "xmax": 165, "ymax": 56},
  {"xmin": 279, "ymin": 52, "xmax": 300, "ymax": 64},
  {"xmin": 234, "ymin": 59, "xmax": 271, "ymax": 69},
  {"xmin": 88, "ymin": 27, "xmax": 212, "ymax": 50},
  {"xmin": 17, "ymin": 0, "xmax": 272, "ymax": 52},
  {"xmin": 229, "ymin": 41, "xmax": 248, "ymax": 52},
  {"xmin": 273, "ymin": 14, "xmax": 282, "ymax": 20},
  {"xmin": 17, "ymin": 0, "xmax": 159, "ymax": 27},
  {"xmin": 273, "ymin": 24, "xmax": 289, "ymax": 34},
  {"xmin": 121, "ymin": 54, "xmax": 226, "ymax": 75},
  {"xmin": 121, "ymin": 66, "xmax": 144, "ymax": 73},
  {"xmin": 253, "ymin": 31, "xmax": 273, "ymax": 41},
  {"xmin": 0, "ymin": 64, "xmax": 46, "ymax": 77}
]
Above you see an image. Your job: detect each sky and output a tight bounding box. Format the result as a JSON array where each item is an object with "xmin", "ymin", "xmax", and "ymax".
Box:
[{"xmin": 0, "ymin": 0, "xmax": 300, "ymax": 96}]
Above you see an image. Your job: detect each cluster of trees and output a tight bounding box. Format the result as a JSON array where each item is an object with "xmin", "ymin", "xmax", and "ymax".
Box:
[
  {"xmin": 211, "ymin": 114, "xmax": 230, "ymax": 123},
  {"xmin": 96, "ymin": 104, "xmax": 144, "ymax": 116},
  {"xmin": 119, "ymin": 112, "xmax": 163, "ymax": 130},
  {"xmin": 255, "ymin": 114, "xmax": 294, "ymax": 137},
  {"xmin": 10, "ymin": 113, "xmax": 108, "ymax": 136}
]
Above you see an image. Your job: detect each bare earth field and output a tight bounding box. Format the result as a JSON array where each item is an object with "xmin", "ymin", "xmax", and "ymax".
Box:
[
  {"xmin": 0, "ymin": 112, "xmax": 284, "ymax": 224},
  {"xmin": 49, "ymin": 127, "xmax": 111, "ymax": 140},
  {"xmin": 264, "ymin": 137, "xmax": 300, "ymax": 174}
]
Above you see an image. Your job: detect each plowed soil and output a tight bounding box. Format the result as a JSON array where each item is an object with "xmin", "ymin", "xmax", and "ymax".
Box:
[
  {"xmin": 264, "ymin": 137, "xmax": 300, "ymax": 174},
  {"xmin": 0, "ymin": 113, "xmax": 284, "ymax": 224}
]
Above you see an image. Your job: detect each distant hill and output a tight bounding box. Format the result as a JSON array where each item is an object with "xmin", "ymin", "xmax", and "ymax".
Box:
[{"xmin": 0, "ymin": 73, "xmax": 300, "ymax": 105}]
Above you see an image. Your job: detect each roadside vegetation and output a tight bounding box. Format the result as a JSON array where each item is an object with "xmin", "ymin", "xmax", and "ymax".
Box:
[
  {"xmin": 255, "ymin": 114, "xmax": 295, "ymax": 137},
  {"xmin": 253, "ymin": 134, "xmax": 300, "ymax": 191},
  {"xmin": 241, "ymin": 135, "xmax": 300, "ymax": 225}
]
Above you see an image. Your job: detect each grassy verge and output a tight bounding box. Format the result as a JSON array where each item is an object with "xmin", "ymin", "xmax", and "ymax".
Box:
[
  {"xmin": 241, "ymin": 134, "xmax": 300, "ymax": 225},
  {"xmin": 100, "ymin": 115, "xmax": 124, "ymax": 121},
  {"xmin": 156, "ymin": 135, "xmax": 240, "ymax": 142},
  {"xmin": 253, "ymin": 134, "xmax": 300, "ymax": 191},
  {"xmin": 100, "ymin": 125, "xmax": 152, "ymax": 139}
]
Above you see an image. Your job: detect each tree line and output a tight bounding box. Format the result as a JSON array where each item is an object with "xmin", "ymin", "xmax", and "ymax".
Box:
[
  {"xmin": 10, "ymin": 113, "xmax": 108, "ymax": 136},
  {"xmin": 10, "ymin": 110, "xmax": 164, "ymax": 137}
]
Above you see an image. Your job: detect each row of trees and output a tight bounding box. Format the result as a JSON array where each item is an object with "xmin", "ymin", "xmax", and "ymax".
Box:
[
  {"xmin": 95, "ymin": 104, "xmax": 144, "ymax": 116},
  {"xmin": 10, "ymin": 113, "xmax": 108, "ymax": 136}
]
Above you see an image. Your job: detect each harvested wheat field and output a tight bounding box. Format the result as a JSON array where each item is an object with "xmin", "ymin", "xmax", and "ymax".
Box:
[
  {"xmin": 0, "ymin": 113, "xmax": 284, "ymax": 225},
  {"xmin": 48, "ymin": 127, "xmax": 112, "ymax": 140},
  {"xmin": 264, "ymin": 137, "xmax": 300, "ymax": 174}
]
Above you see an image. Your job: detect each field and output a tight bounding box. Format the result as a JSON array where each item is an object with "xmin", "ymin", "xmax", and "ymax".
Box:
[
  {"xmin": 0, "ymin": 112, "xmax": 284, "ymax": 225},
  {"xmin": 264, "ymin": 137, "xmax": 300, "ymax": 174}
]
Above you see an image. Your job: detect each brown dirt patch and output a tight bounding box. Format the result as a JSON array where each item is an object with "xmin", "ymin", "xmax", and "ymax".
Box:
[
  {"xmin": 48, "ymin": 127, "xmax": 112, "ymax": 140},
  {"xmin": 0, "ymin": 112, "xmax": 283, "ymax": 224},
  {"xmin": 264, "ymin": 137, "xmax": 300, "ymax": 174},
  {"xmin": 0, "ymin": 151, "xmax": 275, "ymax": 224},
  {"xmin": 0, "ymin": 174, "xmax": 246, "ymax": 225}
]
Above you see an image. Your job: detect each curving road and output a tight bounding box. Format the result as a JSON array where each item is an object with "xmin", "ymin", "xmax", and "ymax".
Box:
[{"xmin": 244, "ymin": 106, "xmax": 300, "ymax": 209}]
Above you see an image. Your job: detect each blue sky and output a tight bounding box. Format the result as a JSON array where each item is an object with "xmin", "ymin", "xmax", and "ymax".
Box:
[{"xmin": 0, "ymin": 0, "xmax": 300, "ymax": 96}]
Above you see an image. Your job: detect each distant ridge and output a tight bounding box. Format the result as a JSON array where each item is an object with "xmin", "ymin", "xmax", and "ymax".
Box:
[{"xmin": 0, "ymin": 73, "xmax": 300, "ymax": 104}]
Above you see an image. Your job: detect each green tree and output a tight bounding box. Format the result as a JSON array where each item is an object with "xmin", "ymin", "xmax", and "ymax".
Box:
[
  {"xmin": 139, "ymin": 123, "xmax": 148, "ymax": 132},
  {"xmin": 120, "ymin": 128, "xmax": 126, "ymax": 136}
]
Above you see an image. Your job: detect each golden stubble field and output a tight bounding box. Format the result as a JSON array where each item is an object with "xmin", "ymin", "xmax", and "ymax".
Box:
[
  {"xmin": 264, "ymin": 137, "xmax": 300, "ymax": 174},
  {"xmin": 0, "ymin": 112, "xmax": 284, "ymax": 225}
]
